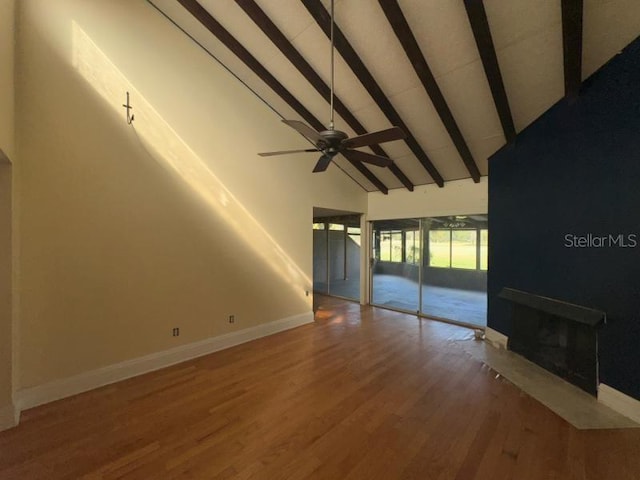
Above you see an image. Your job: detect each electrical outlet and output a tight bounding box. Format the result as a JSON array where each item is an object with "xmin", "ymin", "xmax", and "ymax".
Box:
[
  {"xmin": 229, "ymin": 315, "xmax": 235, "ymax": 324},
  {"xmin": 172, "ymin": 327, "xmax": 180, "ymax": 337}
]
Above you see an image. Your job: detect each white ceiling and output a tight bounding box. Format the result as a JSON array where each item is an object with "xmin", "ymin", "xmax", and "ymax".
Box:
[{"xmin": 148, "ymin": 0, "xmax": 640, "ymax": 193}]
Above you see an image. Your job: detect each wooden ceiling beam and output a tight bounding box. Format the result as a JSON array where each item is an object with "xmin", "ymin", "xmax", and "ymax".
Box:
[
  {"xmin": 302, "ymin": 0, "xmax": 445, "ymax": 188},
  {"xmin": 176, "ymin": 0, "xmax": 321, "ymax": 130},
  {"xmin": 561, "ymin": 0, "xmax": 584, "ymax": 98},
  {"xmin": 379, "ymin": 0, "xmax": 481, "ymax": 183},
  {"xmin": 463, "ymin": 0, "xmax": 516, "ymax": 143},
  {"xmin": 342, "ymin": 151, "xmax": 389, "ymax": 194},
  {"xmin": 235, "ymin": 0, "xmax": 413, "ymax": 191},
  {"xmin": 177, "ymin": 0, "xmax": 388, "ymax": 194}
]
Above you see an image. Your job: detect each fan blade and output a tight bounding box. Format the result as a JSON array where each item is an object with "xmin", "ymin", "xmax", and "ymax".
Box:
[
  {"xmin": 312, "ymin": 154, "xmax": 333, "ymax": 173},
  {"xmin": 344, "ymin": 149, "xmax": 393, "ymax": 167},
  {"xmin": 258, "ymin": 149, "xmax": 318, "ymax": 157},
  {"xmin": 282, "ymin": 120, "xmax": 324, "ymax": 145},
  {"xmin": 341, "ymin": 126, "xmax": 406, "ymax": 149}
]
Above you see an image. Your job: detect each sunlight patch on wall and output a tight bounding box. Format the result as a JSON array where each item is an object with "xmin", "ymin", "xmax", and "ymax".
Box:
[{"xmin": 71, "ymin": 23, "xmax": 311, "ymax": 302}]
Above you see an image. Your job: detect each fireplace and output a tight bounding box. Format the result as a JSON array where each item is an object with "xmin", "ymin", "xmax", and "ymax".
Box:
[{"xmin": 499, "ymin": 288, "xmax": 605, "ymax": 395}]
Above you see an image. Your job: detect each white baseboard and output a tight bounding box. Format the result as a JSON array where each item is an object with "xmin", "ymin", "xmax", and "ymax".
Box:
[
  {"xmin": 0, "ymin": 403, "xmax": 19, "ymax": 431},
  {"xmin": 485, "ymin": 327, "xmax": 508, "ymax": 349},
  {"xmin": 598, "ymin": 383, "xmax": 640, "ymax": 424},
  {"xmin": 16, "ymin": 311, "xmax": 313, "ymax": 411}
]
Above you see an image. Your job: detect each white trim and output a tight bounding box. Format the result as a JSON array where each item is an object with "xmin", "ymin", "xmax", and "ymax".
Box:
[
  {"xmin": 16, "ymin": 311, "xmax": 313, "ymax": 411},
  {"xmin": 598, "ymin": 383, "xmax": 640, "ymax": 424},
  {"xmin": 485, "ymin": 327, "xmax": 508, "ymax": 349},
  {"xmin": 360, "ymin": 213, "xmax": 369, "ymax": 306},
  {"xmin": 0, "ymin": 404, "xmax": 19, "ymax": 431}
]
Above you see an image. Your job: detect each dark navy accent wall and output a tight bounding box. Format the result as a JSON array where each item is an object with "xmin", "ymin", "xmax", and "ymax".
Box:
[{"xmin": 488, "ymin": 36, "xmax": 640, "ymax": 400}]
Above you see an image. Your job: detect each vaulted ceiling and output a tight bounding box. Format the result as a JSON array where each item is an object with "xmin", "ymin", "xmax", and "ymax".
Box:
[{"xmin": 147, "ymin": 0, "xmax": 640, "ymax": 194}]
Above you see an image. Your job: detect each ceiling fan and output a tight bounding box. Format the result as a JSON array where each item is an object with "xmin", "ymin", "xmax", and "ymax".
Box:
[{"xmin": 258, "ymin": 0, "xmax": 406, "ymax": 173}]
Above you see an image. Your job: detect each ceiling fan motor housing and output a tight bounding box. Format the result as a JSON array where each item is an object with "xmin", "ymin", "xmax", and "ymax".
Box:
[{"xmin": 319, "ymin": 129, "xmax": 348, "ymax": 155}]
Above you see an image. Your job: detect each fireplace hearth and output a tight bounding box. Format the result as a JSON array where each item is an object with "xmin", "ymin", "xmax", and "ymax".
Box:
[{"xmin": 499, "ymin": 288, "xmax": 605, "ymax": 395}]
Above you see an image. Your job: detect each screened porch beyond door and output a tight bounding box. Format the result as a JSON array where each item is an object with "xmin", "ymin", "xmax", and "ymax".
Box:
[{"xmin": 372, "ymin": 216, "xmax": 487, "ymax": 328}]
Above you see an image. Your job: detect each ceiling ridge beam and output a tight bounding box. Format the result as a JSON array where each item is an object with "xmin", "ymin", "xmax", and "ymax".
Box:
[
  {"xmin": 235, "ymin": 0, "xmax": 414, "ymax": 191},
  {"xmin": 176, "ymin": 0, "xmax": 389, "ymax": 194},
  {"xmin": 379, "ymin": 0, "xmax": 481, "ymax": 183},
  {"xmin": 302, "ymin": 0, "xmax": 445, "ymax": 188},
  {"xmin": 463, "ymin": 0, "xmax": 516, "ymax": 143},
  {"xmin": 561, "ymin": 0, "xmax": 584, "ymax": 98}
]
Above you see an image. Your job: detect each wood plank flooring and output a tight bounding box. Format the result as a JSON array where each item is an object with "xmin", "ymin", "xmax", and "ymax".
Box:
[{"xmin": 1, "ymin": 296, "xmax": 640, "ymax": 479}]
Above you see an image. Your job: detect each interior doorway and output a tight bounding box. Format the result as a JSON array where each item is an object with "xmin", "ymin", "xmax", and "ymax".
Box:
[{"xmin": 313, "ymin": 208, "xmax": 362, "ymax": 302}]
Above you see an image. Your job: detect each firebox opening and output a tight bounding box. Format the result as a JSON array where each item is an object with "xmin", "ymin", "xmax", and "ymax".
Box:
[{"xmin": 499, "ymin": 288, "xmax": 605, "ymax": 395}]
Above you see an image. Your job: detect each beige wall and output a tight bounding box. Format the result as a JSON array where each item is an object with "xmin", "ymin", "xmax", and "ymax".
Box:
[
  {"xmin": 16, "ymin": 0, "xmax": 366, "ymax": 389},
  {"xmin": 0, "ymin": 0, "xmax": 15, "ymax": 159},
  {"xmin": 0, "ymin": 0, "xmax": 16, "ymax": 425},
  {"xmin": 367, "ymin": 177, "xmax": 488, "ymax": 220}
]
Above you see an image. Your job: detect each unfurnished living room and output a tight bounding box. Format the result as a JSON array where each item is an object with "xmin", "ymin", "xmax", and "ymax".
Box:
[{"xmin": 2, "ymin": 0, "xmax": 640, "ymax": 478}]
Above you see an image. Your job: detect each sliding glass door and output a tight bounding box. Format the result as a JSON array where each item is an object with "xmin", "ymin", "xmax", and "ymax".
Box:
[
  {"xmin": 421, "ymin": 216, "xmax": 488, "ymax": 327},
  {"xmin": 370, "ymin": 216, "xmax": 488, "ymax": 327},
  {"xmin": 371, "ymin": 219, "xmax": 420, "ymax": 312}
]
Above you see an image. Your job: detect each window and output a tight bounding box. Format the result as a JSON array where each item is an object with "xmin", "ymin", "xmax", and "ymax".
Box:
[
  {"xmin": 329, "ymin": 223, "xmax": 344, "ymax": 231},
  {"xmin": 429, "ymin": 228, "xmax": 487, "ymax": 270},
  {"xmin": 405, "ymin": 230, "xmax": 420, "ymax": 264},
  {"xmin": 391, "ymin": 231, "xmax": 402, "ymax": 262},
  {"xmin": 429, "ymin": 230, "xmax": 451, "ymax": 267},
  {"xmin": 348, "ymin": 226, "xmax": 361, "ymax": 246},
  {"xmin": 380, "ymin": 232, "xmax": 391, "ymax": 261},
  {"xmin": 451, "ymin": 230, "xmax": 477, "ymax": 269},
  {"xmin": 480, "ymin": 229, "xmax": 488, "ymax": 270},
  {"xmin": 313, "ymin": 223, "xmax": 325, "ymax": 230},
  {"xmin": 378, "ymin": 224, "xmax": 485, "ymax": 269},
  {"xmin": 379, "ymin": 230, "xmax": 402, "ymax": 261}
]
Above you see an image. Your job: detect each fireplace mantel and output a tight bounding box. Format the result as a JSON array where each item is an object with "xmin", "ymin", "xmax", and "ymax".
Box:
[{"xmin": 498, "ymin": 288, "xmax": 606, "ymax": 326}]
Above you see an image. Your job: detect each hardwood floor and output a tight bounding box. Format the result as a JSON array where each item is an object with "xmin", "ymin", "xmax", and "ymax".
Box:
[{"xmin": 1, "ymin": 296, "xmax": 640, "ymax": 479}]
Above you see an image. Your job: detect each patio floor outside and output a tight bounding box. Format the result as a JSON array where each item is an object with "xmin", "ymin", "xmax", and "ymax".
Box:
[{"xmin": 316, "ymin": 274, "xmax": 487, "ymax": 328}]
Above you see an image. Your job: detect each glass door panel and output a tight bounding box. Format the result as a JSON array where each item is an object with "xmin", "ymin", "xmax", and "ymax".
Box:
[
  {"xmin": 370, "ymin": 219, "xmax": 420, "ymax": 312},
  {"xmin": 421, "ymin": 216, "xmax": 487, "ymax": 327}
]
